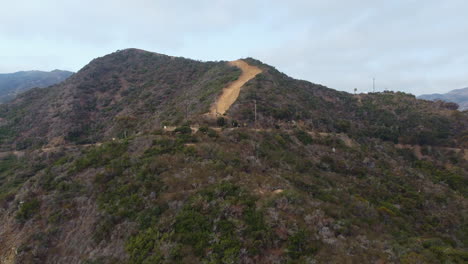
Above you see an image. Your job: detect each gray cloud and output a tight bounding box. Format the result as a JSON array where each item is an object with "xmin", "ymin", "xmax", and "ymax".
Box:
[
  {"xmin": 255, "ymin": 0, "xmax": 468, "ymax": 94},
  {"xmin": 1, "ymin": 0, "xmax": 467, "ymax": 95}
]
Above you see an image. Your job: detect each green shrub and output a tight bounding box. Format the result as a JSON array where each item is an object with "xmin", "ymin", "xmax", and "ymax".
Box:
[
  {"xmin": 335, "ymin": 119, "xmax": 351, "ymax": 133},
  {"xmin": 137, "ymin": 206, "xmax": 167, "ymax": 230},
  {"xmin": 53, "ymin": 156, "xmax": 71, "ymax": 167},
  {"xmin": 126, "ymin": 228, "xmax": 163, "ymax": 264},
  {"xmin": 72, "ymin": 141, "xmax": 128, "ymax": 172},
  {"xmin": 169, "ymin": 183, "xmax": 272, "ymax": 261},
  {"xmin": 294, "ymin": 130, "xmax": 313, "ymax": 145},
  {"xmin": 145, "ymin": 136, "xmax": 196, "ymax": 157},
  {"xmin": 174, "ymin": 210, "xmax": 211, "ymax": 256},
  {"xmin": 16, "ymin": 198, "xmax": 40, "ymax": 223},
  {"xmin": 93, "ymin": 215, "xmax": 119, "ymax": 243},
  {"xmin": 287, "ymin": 230, "xmax": 317, "ymax": 259},
  {"xmin": 198, "ymin": 126, "xmax": 209, "ymax": 133},
  {"xmin": 0, "ymin": 154, "xmax": 19, "ymax": 173},
  {"xmin": 217, "ymin": 117, "xmax": 226, "ymax": 127},
  {"xmin": 174, "ymin": 125, "xmax": 192, "ymax": 134},
  {"xmin": 207, "ymin": 129, "xmax": 218, "ymax": 138}
]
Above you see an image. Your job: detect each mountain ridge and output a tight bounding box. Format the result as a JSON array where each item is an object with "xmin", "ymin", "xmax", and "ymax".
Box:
[
  {"xmin": 0, "ymin": 48, "xmax": 466, "ymax": 263},
  {"xmin": 0, "ymin": 69, "xmax": 73, "ymax": 103},
  {"xmin": 4, "ymin": 48, "xmax": 465, "ymax": 149},
  {"xmin": 419, "ymin": 87, "xmax": 468, "ymax": 110}
]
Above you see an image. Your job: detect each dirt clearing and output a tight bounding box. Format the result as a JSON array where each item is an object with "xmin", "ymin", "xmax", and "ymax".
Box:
[{"xmin": 209, "ymin": 60, "xmax": 262, "ymax": 117}]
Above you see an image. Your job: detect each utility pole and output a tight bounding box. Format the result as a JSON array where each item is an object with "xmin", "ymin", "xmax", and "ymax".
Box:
[
  {"xmin": 254, "ymin": 99, "xmax": 258, "ymax": 160},
  {"xmin": 373, "ymin": 78, "xmax": 375, "ymax": 93},
  {"xmin": 254, "ymin": 100, "xmax": 257, "ymax": 129},
  {"xmin": 184, "ymin": 90, "xmax": 189, "ymax": 119}
]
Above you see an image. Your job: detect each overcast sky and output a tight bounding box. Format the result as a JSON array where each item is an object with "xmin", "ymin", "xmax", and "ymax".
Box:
[{"xmin": 1, "ymin": 0, "xmax": 467, "ymax": 95}]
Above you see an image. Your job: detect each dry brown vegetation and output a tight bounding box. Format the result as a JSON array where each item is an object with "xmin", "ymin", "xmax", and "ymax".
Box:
[{"xmin": 0, "ymin": 49, "xmax": 466, "ymax": 263}]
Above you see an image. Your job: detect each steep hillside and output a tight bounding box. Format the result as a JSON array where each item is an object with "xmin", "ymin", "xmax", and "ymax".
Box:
[
  {"xmin": 228, "ymin": 59, "xmax": 467, "ymax": 148},
  {"xmin": 0, "ymin": 70, "xmax": 73, "ymax": 103},
  {"xmin": 0, "ymin": 49, "xmax": 241, "ymax": 148},
  {"xmin": 0, "ymin": 49, "xmax": 467, "ymax": 264},
  {"xmin": 0, "ymin": 51, "xmax": 466, "ymax": 150},
  {"xmin": 419, "ymin": 87, "xmax": 468, "ymax": 111}
]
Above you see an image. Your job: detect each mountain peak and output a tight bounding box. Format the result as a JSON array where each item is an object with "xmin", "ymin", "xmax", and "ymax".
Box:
[
  {"xmin": 110, "ymin": 48, "xmax": 170, "ymax": 58},
  {"xmin": 419, "ymin": 87, "xmax": 468, "ymax": 110},
  {"xmin": 0, "ymin": 69, "xmax": 73, "ymax": 103},
  {"xmin": 0, "ymin": 49, "xmax": 467, "ymax": 263}
]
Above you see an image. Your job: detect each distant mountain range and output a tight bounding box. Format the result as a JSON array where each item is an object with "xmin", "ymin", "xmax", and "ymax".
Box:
[
  {"xmin": 0, "ymin": 70, "xmax": 73, "ymax": 103},
  {"xmin": 418, "ymin": 87, "xmax": 468, "ymax": 110}
]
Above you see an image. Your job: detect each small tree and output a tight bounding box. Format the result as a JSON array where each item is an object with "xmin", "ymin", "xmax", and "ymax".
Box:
[
  {"xmin": 217, "ymin": 117, "xmax": 226, "ymax": 127},
  {"xmin": 115, "ymin": 115, "xmax": 138, "ymax": 138}
]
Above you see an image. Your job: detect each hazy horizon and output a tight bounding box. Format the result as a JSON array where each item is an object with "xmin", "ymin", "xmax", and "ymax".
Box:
[{"xmin": 1, "ymin": 0, "xmax": 467, "ymax": 95}]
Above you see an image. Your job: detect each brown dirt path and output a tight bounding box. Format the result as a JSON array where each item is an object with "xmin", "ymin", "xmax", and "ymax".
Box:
[{"xmin": 209, "ymin": 60, "xmax": 262, "ymax": 117}]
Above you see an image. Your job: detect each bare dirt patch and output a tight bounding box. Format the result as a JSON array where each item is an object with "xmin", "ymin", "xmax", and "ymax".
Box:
[{"xmin": 209, "ymin": 60, "xmax": 262, "ymax": 117}]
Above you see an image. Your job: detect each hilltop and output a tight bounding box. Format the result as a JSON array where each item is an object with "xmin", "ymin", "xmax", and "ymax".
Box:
[
  {"xmin": 0, "ymin": 70, "xmax": 73, "ymax": 103},
  {"xmin": 419, "ymin": 87, "xmax": 468, "ymax": 111},
  {"xmin": 0, "ymin": 49, "xmax": 242, "ymax": 148},
  {"xmin": 0, "ymin": 49, "xmax": 466, "ymax": 149},
  {"xmin": 0, "ymin": 49, "xmax": 466, "ymax": 263}
]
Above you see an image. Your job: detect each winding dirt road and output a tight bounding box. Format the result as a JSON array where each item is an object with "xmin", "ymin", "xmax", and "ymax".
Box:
[{"xmin": 209, "ymin": 60, "xmax": 262, "ymax": 117}]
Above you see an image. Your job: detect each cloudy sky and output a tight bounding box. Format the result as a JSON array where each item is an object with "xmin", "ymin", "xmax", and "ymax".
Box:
[{"xmin": 1, "ymin": 0, "xmax": 467, "ymax": 95}]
